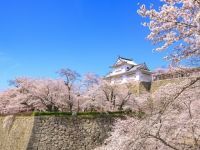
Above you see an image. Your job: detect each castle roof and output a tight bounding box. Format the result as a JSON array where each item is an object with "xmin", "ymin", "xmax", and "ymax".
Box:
[
  {"xmin": 111, "ymin": 56, "xmax": 137, "ymax": 68},
  {"xmin": 129, "ymin": 63, "xmax": 149, "ymax": 72},
  {"xmin": 105, "ymin": 63, "xmax": 151, "ymax": 78}
]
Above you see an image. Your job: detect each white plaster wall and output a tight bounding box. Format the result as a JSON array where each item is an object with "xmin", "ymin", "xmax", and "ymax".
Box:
[
  {"xmin": 133, "ymin": 71, "xmax": 152, "ymax": 82},
  {"xmin": 138, "ymin": 71, "xmax": 152, "ymax": 82},
  {"xmin": 109, "ymin": 70, "xmax": 151, "ymax": 84},
  {"xmin": 121, "ymin": 75, "xmax": 128, "ymax": 83},
  {"xmin": 144, "ymin": 74, "xmax": 152, "ymax": 82},
  {"xmin": 110, "ymin": 65, "xmax": 132, "ymax": 76},
  {"xmin": 135, "ymin": 71, "xmax": 140, "ymax": 81},
  {"xmin": 113, "ymin": 75, "xmax": 136, "ymax": 84}
]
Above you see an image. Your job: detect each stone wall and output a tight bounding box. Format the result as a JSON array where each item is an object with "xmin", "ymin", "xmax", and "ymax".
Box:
[
  {"xmin": 0, "ymin": 116, "xmax": 115, "ymax": 150},
  {"xmin": 130, "ymin": 81, "xmax": 151, "ymax": 95},
  {"xmin": 139, "ymin": 82, "xmax": 151, "ymax": 94},
  {"xmin": 150, "ymin": 77, "xmax": 197, "ymax": 93},
  {"xmin": 131, "ymin": 77, "xmax": 198, "ymax": 94},
  {"xmin": 0, "ymin": 116, "xmax": 34, "ymax": 150},
  {"xmin": 27, "ymin": 116, "xmax": 114, "ymax": 150}
]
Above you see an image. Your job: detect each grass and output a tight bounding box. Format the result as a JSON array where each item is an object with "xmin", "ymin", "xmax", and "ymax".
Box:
[
  {"xmin": 33, "ymin": 111, "xmax": 126, "ymax": 117},
  {"xmin": 0, "ymin": 111, "xmax": 145, "ymax": 119},
  {"xmin": 32, "ymin": 111, "xmax": 126, "ymax": 119},
  {"xmin": 32, "ymin": 110, "xmax": 145, "ymax": 119}
]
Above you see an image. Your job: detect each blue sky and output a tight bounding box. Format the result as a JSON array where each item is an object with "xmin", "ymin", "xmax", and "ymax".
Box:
[{"xmin": 0, "ymin": 0, "xmax": 168, "ymax": 90}]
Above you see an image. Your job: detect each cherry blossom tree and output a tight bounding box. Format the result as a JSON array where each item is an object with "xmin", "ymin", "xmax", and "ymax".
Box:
[
  {"xmin": 1, "ymin": 73, "xmax": 137, "ymax": 114},
  {"xmin": 82, "ymin": 73, "xmax": 100, "ymax": 90},
  {"xmin": 96, "ymin": 77, "xmax": 200, "ymax": 150},
  {"xmin": 138, "ymin": 0, "xmax": 200, "ymax": 65},
  {"xmin": 16, "ymin": 78, "xmax": 69, "ymax": 112},
  {"xmin": 0, "ymin": 89, "xmax": 24, "ymax": 114},
  {"xmin": 0, "ymin": 77, "xmax": 77, "ymax": 114},
  {"xmin": 139, "ymin": 77, "xmax": 200, "ymax": 150},
  {"xmin": 80, "ymin": 79, "xmax": 135, "ymax": 112},
  {"xmin": 79, "ymin": 79, "xmax": 108, "ymax": 112},
  {"xmin": 57, "ymin": 68, "xmax": 81, "ymax": 112}
]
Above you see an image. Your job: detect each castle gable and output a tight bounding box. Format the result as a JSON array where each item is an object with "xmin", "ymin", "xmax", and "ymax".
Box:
[
  {"xmin": 112, "ymin": 57, "xmax": 137, "ymax": 68},
  {"xmin": 105, "ymin": 56, "xmax": 152, "ymax": 83}
]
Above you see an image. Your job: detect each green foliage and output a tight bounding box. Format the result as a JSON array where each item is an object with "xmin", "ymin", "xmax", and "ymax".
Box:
[
  {"xmin": 32, "ymin": 111, "xmax": 142, "ymax": 118},
  {"xmin": 1, "ymin": 111, "xmax": 145, "ymax": 119},
  {"xmin": 136, "ymin": 111, "xmax": 145, "ymax": 119},
  {"xmin": 33, "ymin": 111, "xmax": 123, "ymax": 116},
  {"xmin": 33, "ymin": 112, "xmax": 72, "ymax": 116}
]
